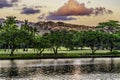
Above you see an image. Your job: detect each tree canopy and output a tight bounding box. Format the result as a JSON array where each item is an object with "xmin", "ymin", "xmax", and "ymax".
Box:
[{"xmin": 0, "ymin": 16, "xmax": 120, "ymax": 55}]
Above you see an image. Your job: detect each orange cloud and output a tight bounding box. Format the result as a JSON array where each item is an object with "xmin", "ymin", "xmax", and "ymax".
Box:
[
  {"xmin": 51, "ymin": 0, "xmax": 113, "ymax": 16},
  {"xmin": 40, "ymin": 0, "xmax": 113, "ymax": 21},
  {"xmin": 52, "ymin": 0, "xmax": 93, "ymax": 16}
]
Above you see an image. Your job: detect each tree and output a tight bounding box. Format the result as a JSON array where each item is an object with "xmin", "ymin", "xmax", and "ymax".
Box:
[
  {"xmin": 0, "ymin": 31, "xmax": 5, "ymax": 49},
  {"xmin": 18, "ymin": 29, "xmax": 34, "ymax": 51},
  {"xmin": 0, "ymin": 16, "xmax": 34, "ymax": 56},
  {"xmin": 72, "ymin": 31, "xmax": 85, "ymax": 50},
  {"xmin": 21, "ymin": 20, "xmax": 37, "ymax": 51},
  {"xmin": 0, "ymin": 22, "xmax": 2, "ymax": 30},
  {"xmin": 97, "ymin": 20, "xmax": 120, "ymax": 34},
  {"xmin": 61, "ymin": 30, "xmax": 74, "ymax": 50},
  {"xmin": 21, "ymin": 20, "xmax": 38, "ymax": 34},
  {"xmin": 33, "ymin": 35, "xmax": 51, "ymax": 55},
  {"xmin": 1, "ymin": 30, "xmax": 18, "ymax": 55},
  {"xmin": 0, "ymin": 22, "xmax": 3, "ymax": 49},
  {"xmin": 48, "ymin": 30, "xmax": 66, "ymax": 54},
  {"xmin": 96, "ymin": 20, "xmax": 120, "ymax": 52},
  {"xmin": 1, "ymin": 16, "xmax": 18, "ymax": 53},
  {"xmin": 103, "ymin": 33, "xmax": 120, "ymax": 52},
  {"xmin": 82, "ymin": 31, "xmax": 102, "ymax": 54},
  {"xmin": 0, "ymin": 29, "xmax": 33, "ymax": 56}
]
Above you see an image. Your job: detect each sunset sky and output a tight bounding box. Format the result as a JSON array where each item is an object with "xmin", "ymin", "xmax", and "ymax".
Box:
[{"xmin": 0, "ymin": 0, "xmax": 120, "ymax": 26}]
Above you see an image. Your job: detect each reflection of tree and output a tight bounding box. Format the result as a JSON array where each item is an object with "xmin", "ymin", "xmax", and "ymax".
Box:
[
  {"xmin": 2, "ymin": 58, "xmax": 120, "ymax": 79},
  {"xmin": 41, "ymin": 60, "xmax": 74, "ymax": 75},
  {"xmin": 7, "ymin": 60, "xmax": 19, "ymax": 78},
  {"xmin": 40, "ymin": 58, "xmax": 120, "ymax": 75},
  {"xmin": 0, "ymin": 67, "xmax": 7, "ymax": 77},
  {"xmin": 96, "ymin": 58, "xmax": 117, "ymax": 73},
  {"xmin": 78, "ymin": 58, "xmax": 116, "ymax": 74},
  {"xmin": 79, "ymin": 58, "xmax": 95, "ymax": 74},
  {"xmin": 79, "ymin": 58, "xmax": 120, "ymax": 74},
  {"xmin": 89, "ymin": 58, "xmax": 95, "ymax": 72},
  {"xmin": 72, "ymin": 60, "xmax": 82, "ymax": 74},
  {"xmin": 0, "ymin": 60, "xmax": 18, "ymax": 78},
  {"xmin": 1, "ymin": 60, "xmax": 40, "ymax": 78},
  {"xmin": 110, "ymin": 58, "xmax": 114, "ymax": 72},
  {"xmin": 54, "ymin": 59, "xmax": 57, "ymax": 72},
  {"xmin": 109, "ymin": 58, "xmax": 120, "ymax": 73}
]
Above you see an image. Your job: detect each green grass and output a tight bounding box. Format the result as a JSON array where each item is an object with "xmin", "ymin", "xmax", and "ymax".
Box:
[{"xmin": 0, "ymin": 49, "xmax": 120, "ymax": 59}]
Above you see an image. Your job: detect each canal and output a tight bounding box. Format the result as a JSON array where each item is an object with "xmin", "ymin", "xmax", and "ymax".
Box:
[{"xmin": 0, "ymin": 58, "xmax": 120, "ymax": 80}]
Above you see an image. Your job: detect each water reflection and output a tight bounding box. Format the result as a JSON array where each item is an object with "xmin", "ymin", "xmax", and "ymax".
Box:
[
  {"xmin": 7, "ymin": 60, "xmax": 19, "ymax": 78},
  {"xmin": 0, "ymin": 60, "xmax": 19, "ymax": 78},
  {"xmin": 0, "ymin": 58, "xmax": 120, "ymax": 80}
]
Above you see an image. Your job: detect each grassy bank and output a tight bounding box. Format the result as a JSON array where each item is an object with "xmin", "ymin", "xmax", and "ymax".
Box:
[{"xmin": 1, "ymin": 51, "xmax": 120, "ymax": 59}]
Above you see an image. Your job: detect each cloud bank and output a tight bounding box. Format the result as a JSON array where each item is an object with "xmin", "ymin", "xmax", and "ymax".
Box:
[
  {"xmin": 21, "ymin": 7, "xmax": 40, "ymax": 15},
  {"xmin": 11, "ymin": 0, "xmax": 20, "ymax": 3},
  {"xmin": 44, "ymin": 0, "xmax": 113, "ymax": 20},
  {"xmin": 0, "ymin": 0, "xmax": 12, "ymax": 8},
  {"xmin": 0, "ymin": 0, "xmax": 20, "ymax": 8}
]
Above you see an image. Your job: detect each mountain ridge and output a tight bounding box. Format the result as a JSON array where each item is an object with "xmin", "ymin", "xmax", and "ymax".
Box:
[{"xmin": 0, "ymin": 18, "xmax": 96, "ymax": 34}]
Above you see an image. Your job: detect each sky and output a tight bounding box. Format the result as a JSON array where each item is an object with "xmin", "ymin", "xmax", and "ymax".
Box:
[{"xmin": 0, "ymin": 0, "xmax": 120, "ymax": 26}]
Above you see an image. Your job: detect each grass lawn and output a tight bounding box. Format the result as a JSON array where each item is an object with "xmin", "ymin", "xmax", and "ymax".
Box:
[
  {"xmin": 0, "ymin": 48, "xmax": 120, "ymax": 59},
  {"xmin": 0, "ymin": 48, "xmax": 110, "ymax": 54}
]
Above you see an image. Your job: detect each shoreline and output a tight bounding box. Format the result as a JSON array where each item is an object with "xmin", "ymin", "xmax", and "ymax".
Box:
[{"xmin": 1, "ymin": 55, "xmax": 120, "ymax": 60}]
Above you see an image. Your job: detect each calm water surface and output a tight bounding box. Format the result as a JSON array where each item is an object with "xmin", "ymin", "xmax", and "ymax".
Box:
[{"xmin": 0, "ymin": 58, "xmax": 120, "ymax": 80}]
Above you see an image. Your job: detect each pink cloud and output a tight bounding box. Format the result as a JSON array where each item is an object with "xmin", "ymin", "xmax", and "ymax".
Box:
[
  {"xmin": 40, "ymin": 0, "xmax": 113, "ymax": 21},
  {"xmin": 51, "ymin": 0, "xmax": 93, "ymax": 16}
]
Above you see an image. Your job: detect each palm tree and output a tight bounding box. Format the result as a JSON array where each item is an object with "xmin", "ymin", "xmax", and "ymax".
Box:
[
  {"xmin": 5, "ymin": 16, "xmax": 16, "ymax": 25},
  {"xmin": 21, "ymin": 20, "xmax": 29, "ymax": 32},
  {"xmin": 21, "ymin": 20, "xmax": 39, "ymax": 51}
]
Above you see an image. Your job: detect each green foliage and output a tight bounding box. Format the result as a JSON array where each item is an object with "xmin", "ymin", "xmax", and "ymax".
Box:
[
  {"xmin": 1, "ymin": 16, "xmax": 120, "ymax": 57},
  {"xmin": 62, "ymin": 30, "xmax": 74, "ymax": 50},
  {"xmin": 33, "ymin": 35, "xmax": 51, "ymax": 54},
  {"xmin": 97, "ymin": 20, "xmax": 120, "ymax": 34},
  {"xmin": 48, "ymin": 30, "xmax": 67, "ymax": 54},
  {"xmin": 102, "ymin": 33, "xmax": 120, "ymax": 52},
  {"xmin": 81, "ymin": 31, "xmax": 103, "ymax": 54},
  {"xmin": 0, "ymin": 16, "xmax": 34, "ymax": 56},
  {"xmin": 97, "ymin": 20, "xmax": 120, "ymax": 28}
]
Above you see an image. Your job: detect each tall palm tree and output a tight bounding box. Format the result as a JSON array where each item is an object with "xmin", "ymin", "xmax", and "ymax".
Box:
[
  {"xmin": 21, "ymin": 20, "xmax": 39, "ymax": 51},
  {"xmin": 21, "ymin": 20, "xmax": 29, "ymax": 32}
]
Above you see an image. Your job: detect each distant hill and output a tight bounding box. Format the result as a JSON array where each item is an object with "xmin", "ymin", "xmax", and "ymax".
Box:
[
  {"xmin": 34, "ymin": 21, "xmax": 96, "ymax": 34},
  {"xmin": 0, "ymin": 18, "xmax": 96, "ymax": 34}
]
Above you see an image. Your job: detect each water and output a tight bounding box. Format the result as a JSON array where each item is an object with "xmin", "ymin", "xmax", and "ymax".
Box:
[{"xmin": 0, "ymin": 58, "xmax": 120, "ymax": 80}]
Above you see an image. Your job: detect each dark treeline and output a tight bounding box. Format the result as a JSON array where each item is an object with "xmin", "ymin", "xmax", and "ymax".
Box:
[{"xmin": 0, "ymin": 16, "xmax": 120, "ymax": 56}]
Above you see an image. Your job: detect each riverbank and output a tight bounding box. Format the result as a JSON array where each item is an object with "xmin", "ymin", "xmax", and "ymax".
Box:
[{"xmin": 1, "ymin": 51, "xmax": 120, "ymax": 60}]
